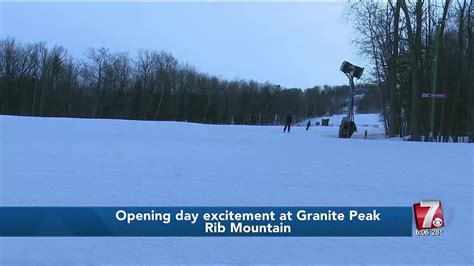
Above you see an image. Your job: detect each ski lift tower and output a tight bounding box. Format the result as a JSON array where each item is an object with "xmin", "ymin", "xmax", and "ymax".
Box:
[{"xmin": 339, "ymin": 61, "xmax": 364, "ymax": 138}]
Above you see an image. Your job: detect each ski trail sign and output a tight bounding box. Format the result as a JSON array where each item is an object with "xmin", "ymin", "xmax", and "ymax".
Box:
[{"xmin": 421, "ymin": 92, "xmax": 446, "ymax": 98}]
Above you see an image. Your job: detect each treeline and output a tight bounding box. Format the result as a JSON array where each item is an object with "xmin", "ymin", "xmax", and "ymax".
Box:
[
  {"xmin": 357, "ymin": 85, "xmax": 383, "ymax": 114},
  {"xmin": 0, "ymin": 38, "xmax": 357, "ymax": 125},
  {"xmin": 348, "ymin": 0, "xmax": 473, "ymax": 142}
]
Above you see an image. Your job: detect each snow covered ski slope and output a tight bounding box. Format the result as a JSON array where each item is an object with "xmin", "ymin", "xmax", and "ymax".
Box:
[
  {"xmin": 299, "ymin": 113, "xmax": 384, "ymax": 128},
  {"xmin": 0, "ymin": 115, "xmax": 472, "ymax": 264}
]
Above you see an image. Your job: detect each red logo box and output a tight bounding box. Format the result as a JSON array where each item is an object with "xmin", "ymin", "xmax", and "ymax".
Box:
[{"xmin": 413, "ymin": 200, "xmax": 444, "ymax": 230}]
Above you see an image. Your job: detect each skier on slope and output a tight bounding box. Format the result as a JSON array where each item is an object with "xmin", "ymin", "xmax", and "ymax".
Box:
[
  {"xmin": 283, "ymin": 112, "xmax": 293, "ymax": 133},
  {"xmin": 306, "ymin": 120, "xmax": 311, "ymax": 130}
]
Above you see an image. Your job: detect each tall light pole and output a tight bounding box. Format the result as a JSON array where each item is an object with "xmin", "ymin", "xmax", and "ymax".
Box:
[{"xmin": 339, "ymin": 61, "xmax": 364, "ymax": 138}]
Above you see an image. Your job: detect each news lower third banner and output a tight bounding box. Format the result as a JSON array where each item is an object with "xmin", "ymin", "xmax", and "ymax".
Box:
[{"xmin": 0, "ymin": 207, "xmax": 412, "ymax": 237}]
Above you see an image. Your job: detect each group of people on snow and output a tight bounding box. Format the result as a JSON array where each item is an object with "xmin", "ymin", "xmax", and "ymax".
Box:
[{"xmin": 282, "ymin": 112, "xmax": 311, "ymax": 133}]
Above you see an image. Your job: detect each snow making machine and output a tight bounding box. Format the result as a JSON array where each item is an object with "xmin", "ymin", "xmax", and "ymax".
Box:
[{"xmin": 339, "ymin": 61, "xmax": 364, "ymax": 138}]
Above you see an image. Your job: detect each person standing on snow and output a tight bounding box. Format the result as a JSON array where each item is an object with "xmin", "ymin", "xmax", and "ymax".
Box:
[
  {"xmin": 306, "ymin": 120, "xmax": 311, "ymax": 130},
  {"xmin": 283, "ymin": 112, "xmax": 293, "ymax": 133}
]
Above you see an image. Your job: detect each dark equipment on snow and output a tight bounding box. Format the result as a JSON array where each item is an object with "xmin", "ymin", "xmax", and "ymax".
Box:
[
  {"xmin": 283, "ymin": 112, "xmax": 293, "ymax": 133},
  {"xmin": 321, "ymin": 119, "xmax": 329, "ymax": 126},
  {"xmin": 339, "ymin": 117, "xmax": 357, "ymax": 138},
  {"xmin": 339, "ymin": 61, "xmax": 363, "ymax": 138}
]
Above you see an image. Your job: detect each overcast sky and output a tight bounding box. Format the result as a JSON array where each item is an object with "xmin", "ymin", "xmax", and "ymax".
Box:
[{"xmin": 0, "ymin": 1, "xmax": 363, "ymax": 88}]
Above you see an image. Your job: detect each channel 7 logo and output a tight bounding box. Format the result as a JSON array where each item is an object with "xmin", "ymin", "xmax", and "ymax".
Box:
[{"xmin": 413, "ymin": 200, "xmax": 444, "ymax": 230}]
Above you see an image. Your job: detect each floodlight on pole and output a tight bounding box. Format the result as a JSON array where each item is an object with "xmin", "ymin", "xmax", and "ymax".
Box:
[
  {"xmin": 340, "ymin": 61, "xmax": 364, "ymax": 121},
  {"xmin": 340, "ymin": 61, "xmax": 364, "ymax": 80},
  {"xmin": 339, "ymin": 61, "xmax": 364, "ymax": 138}
]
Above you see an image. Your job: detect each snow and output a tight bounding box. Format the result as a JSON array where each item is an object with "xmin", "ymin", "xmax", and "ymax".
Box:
[
  {"xmin": 0, "ymin": 114, "xmax": 472, "ymax": 264},
  {"xmin": 298, "ymin": 113, "xmax": 384, "ymax": 128}
]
